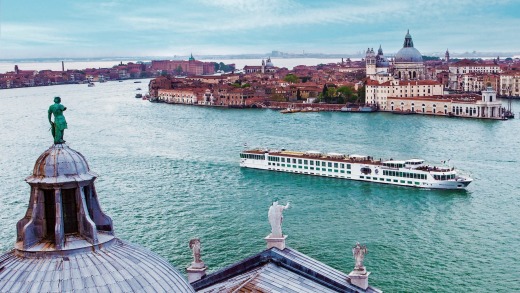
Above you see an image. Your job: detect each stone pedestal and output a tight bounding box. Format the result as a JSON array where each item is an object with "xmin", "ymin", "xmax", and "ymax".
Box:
[
  {"xmin": 348, "ymin": 268, "xmax": 370, "ymax": 290},
  {"xmin": 265, "ymin": 234, "xmax": 287, "ymax": 250},
  {"xmin": 186, "ymin": 262, "xmax": 207, "ymax": 283}
]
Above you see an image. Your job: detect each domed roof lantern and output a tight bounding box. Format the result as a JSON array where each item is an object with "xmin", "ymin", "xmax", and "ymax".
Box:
[
  {"xmin": 403, "ymin": 30, "xmax": 413, "ymax": 48},
  {"xmin": 403, "ymin": 29, "xmax": 414, "ymax": 48},
  {"xmin": 377, "ymin": 45, "xmax": 383, "ymax": 56},
  {"xmin": 18, "ymin": 143, "xmax": 114, "ymax": 251}
]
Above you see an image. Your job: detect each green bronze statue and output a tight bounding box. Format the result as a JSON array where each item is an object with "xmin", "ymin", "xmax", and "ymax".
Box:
[{"xmin": 48, "ymin": 97, "xmax": 68, "ymax": 144}]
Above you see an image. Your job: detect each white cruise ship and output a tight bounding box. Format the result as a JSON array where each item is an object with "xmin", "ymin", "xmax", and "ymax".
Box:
[{"xmin": 240, "ymin": 149, "xmax": 472, "ymax": 190}]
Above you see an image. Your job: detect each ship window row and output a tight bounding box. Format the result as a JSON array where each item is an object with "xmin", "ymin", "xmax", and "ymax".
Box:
[
  {"xmin": 433, "ymin": 174, "xmax": 455, "ymax": 180},
  {"xmin": 240, "ymin": 153, "xmax": 265, "ymax": 160},
  {"xmin": 275, "ymin": 157, "xmax": 351, "ymax": 169},
  {"xmin": 383, "ymin": 162, "xmax": 405, "ymax": 168},
  {"xmin": 268, "ymin": 156, "xmax": 281, "ymax": 162},
  {"xmin": 273, "ymin": 163, "xmax": 352, "ymax": 174},
  {"xmin": 383, "ymin": 170, "xmax": 427, "ymax": 180}
]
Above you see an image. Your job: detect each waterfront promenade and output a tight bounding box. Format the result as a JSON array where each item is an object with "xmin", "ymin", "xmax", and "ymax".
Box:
[{"xmin": 0, "ymin": 81, "xmax": 519, "ymax": 291}]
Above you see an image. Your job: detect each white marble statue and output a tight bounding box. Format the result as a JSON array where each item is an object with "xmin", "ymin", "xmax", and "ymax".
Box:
[
  {"xmin": 268, "ymin": 200, "xmax": 290, "ymax": 237},
  {"xmin": 352, "ymin": 242, "xmax": 368, "ymax": 270},
  {"xmin": 189, "ymin": 238, "xmax": 202, "ymax": 264}
]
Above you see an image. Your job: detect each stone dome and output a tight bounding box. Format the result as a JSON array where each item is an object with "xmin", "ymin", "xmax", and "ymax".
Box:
[
  {"xmin": 0, "ymin": 239, "xmax": 195, "ymax": 292},
  {"xmin": 394, "ymin": 47, "xmax": 423, "ymax": 63},
  {"xmin": 376, "ymin": 57, "xmax": 390, "ymax": 67},
  {"xmin": 27, "ymin": 144, "xmax": 97, "ymax": 184},
  {"xmin": 265, "ymin": 57, "xmax": 274, "ymax": 67}
]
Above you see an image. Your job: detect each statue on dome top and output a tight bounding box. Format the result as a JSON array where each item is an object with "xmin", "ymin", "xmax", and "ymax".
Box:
[{"xmin": 48, "ymin": 96, "xmax": 68, "ymax": 144}]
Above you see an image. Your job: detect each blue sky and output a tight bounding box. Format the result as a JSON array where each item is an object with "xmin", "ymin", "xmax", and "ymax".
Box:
[{"xmin": 0, "ymin": 0, "xmax": 519, "ymax": 59}]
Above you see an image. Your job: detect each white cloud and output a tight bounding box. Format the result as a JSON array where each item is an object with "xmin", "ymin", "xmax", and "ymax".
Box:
[
  {"xmin": 0, "ymin": 23, "xmax": 78, "ymax": 45},
  {"xmin": 116, "ymin": 1, "xmax": 409, "ymax": 34}
]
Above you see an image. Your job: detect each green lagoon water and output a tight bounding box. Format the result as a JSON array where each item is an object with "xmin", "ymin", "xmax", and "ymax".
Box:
[{"xmin": 1, "ymin": 80, "xmax": 519, "ymax": 292}]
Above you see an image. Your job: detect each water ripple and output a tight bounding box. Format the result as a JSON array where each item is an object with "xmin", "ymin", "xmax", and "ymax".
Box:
[{"xmin": 0, "ymin": 82, "xmax": 519, "ymax": 292}]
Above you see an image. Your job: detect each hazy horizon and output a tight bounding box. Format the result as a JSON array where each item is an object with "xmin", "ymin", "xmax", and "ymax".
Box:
[{"xmin": 1, "ymin": 0, "xmax": 519, "ymax": 59}]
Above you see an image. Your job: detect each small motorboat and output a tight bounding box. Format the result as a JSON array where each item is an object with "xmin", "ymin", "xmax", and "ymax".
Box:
[{"xmin": 280, "ymin": 108, "xmax": 301, "ymax": 114}]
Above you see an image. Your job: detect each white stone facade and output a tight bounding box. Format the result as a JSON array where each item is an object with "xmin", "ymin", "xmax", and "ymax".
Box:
[
  {"xmin": 158, "ymin": 89, "xmax": 202, "ymax": 105},
  {"xmin": 366, "ymin": 79, "xmax": 443, "ymax": 110},
  {"xmin": 448, "ymin": 61, "xmax": 500, "ymax": 90},
  {"xmin": 386, "ymin": 87, "xmax": 504, "ymax": 119},
  {"xmin": 500, "ymin": 72, "xmax": 520, "ymax": 97},
  {"xmin": 461, "ymin": 73, "xmax": 500, "ymax": 92}
]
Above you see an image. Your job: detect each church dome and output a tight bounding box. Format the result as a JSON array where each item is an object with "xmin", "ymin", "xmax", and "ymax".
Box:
[
  {"xmin": 394, "ymin": 30, "xmax": 423, "ymax": 63},
  {"xmin": 27, "ymin": 144, "xmax": 97, "ymax": 183},
  {"xmin": 0, "ymin": 239, "xmax": 195, "ymax": 292},
  {"xmin": 376, "ymin": 57, "xmax": 390, "ymax": 67},
  {"xmin": 395, "ymin": 47, "xmax": 423, "ymax": 63}
]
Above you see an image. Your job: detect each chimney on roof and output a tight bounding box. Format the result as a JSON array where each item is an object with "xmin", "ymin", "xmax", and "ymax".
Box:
[{"xmin": 62, "ymin": 61, "xmax": 65, "ymax": 72}]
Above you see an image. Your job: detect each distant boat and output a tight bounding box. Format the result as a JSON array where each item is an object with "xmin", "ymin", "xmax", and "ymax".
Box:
[
  {"xmin": 280, "ymin": 108, "xmax": 300, "ymax": 114},
  {"xmin": 340, "ymin": 107, "xmax": 356, "ymax": 112},
  {"xmin": 135, "ymin": 93, "xmax": 142, "ymax": 99},
  {"xmin": 136, "ymin": 88, "xmax": 142, "ymax": 91},
  {"xmin": 359, "ymin": 106, "xmax": 376, "ymax": 112},
  {"xmin": 341, "ymin": 105, "xmax": 376, "ymax": 112},
  {"xmin": 118, "ymin": 80, "xmax": 123, "ymax": 82},
  {"xmin": 300, "ymin": 107, "xmax": 319, "ymax": 112},
  {"xmin": 88, "ymin": 82, "xmax": 95, "ymax": 87},
  {"xmin": 134, "ymin": 81, "xmax": 142, "ymax": 83}
]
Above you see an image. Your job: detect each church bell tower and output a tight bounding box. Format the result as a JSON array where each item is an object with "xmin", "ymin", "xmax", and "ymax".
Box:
[{"xmin": 365, "ymin": 48, "xmax": 376, "ymax": 78}]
